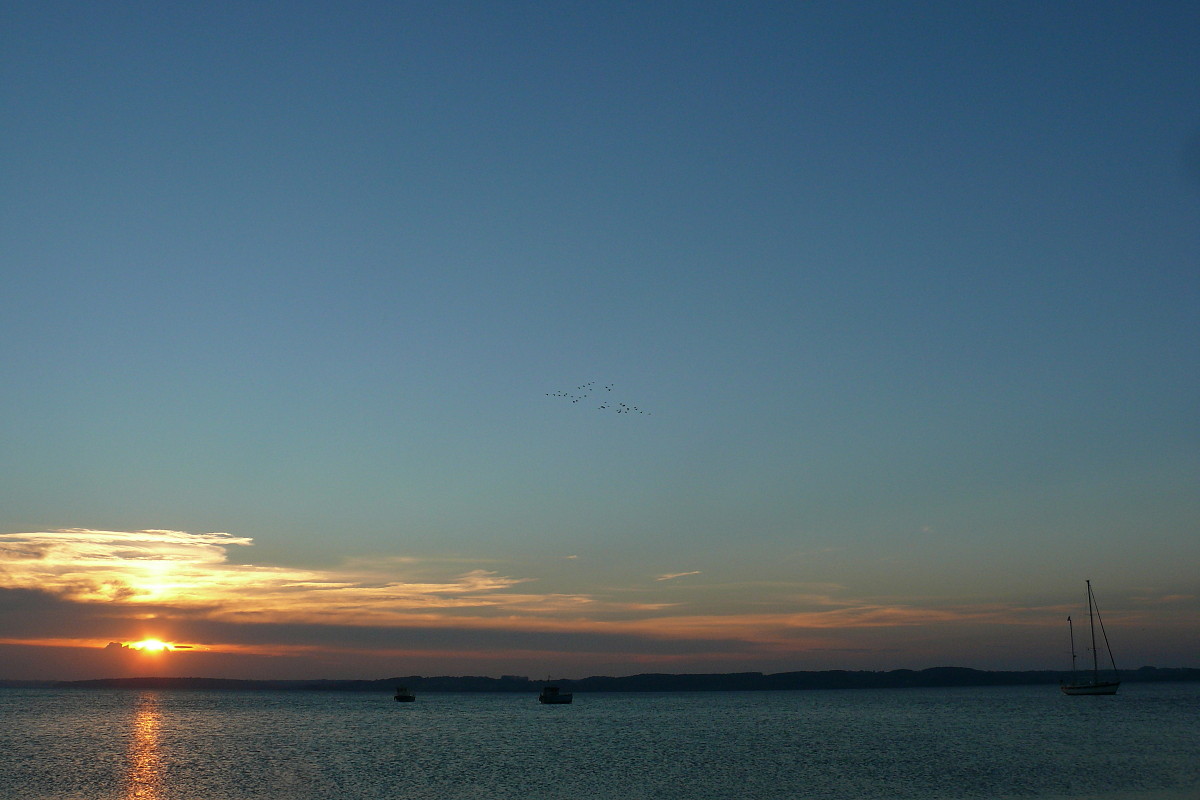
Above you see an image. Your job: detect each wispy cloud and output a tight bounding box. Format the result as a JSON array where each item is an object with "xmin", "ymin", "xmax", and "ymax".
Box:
[
  {"xmin": 0, "ymin": 532, "xmax": 1067, "ymax": 642},
  {"xmin": 655, "ymin": 571, "xmax": 701, "ymax": 581},
  {"xmin": 0, "ymin": 530, "xmax": 706, "ymax": 645},
  {"xmin": 5, "ymin": 529, "xmax": 1173, "ymax": 677},
  {"xmin": 1130, "ymin": 593, "xmax": 1196, "ymax": 605},
  {"xmin": 0, "ymin": 529, "xmax": 539, "ymax": 621}
]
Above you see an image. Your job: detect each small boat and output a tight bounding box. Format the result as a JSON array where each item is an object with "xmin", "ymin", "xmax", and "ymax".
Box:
[
  {"xmin": 394, "ymin": 686, "xmax": 415, "ymax": 702},
  {"xmin": 538, "ymin": 686, "xmax": 572, "ymax": 704},
  {"xmin": 1060, "ymin": 580, "xmax": 1120, "ymax": 696}
]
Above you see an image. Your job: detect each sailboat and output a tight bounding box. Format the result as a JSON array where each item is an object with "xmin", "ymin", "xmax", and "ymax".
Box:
[{"xmin": 1061, "ymin": 579, "xmax": 1120, "ymax": 695}]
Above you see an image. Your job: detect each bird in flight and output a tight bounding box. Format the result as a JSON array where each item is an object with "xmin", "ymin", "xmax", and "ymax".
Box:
[{"xmin": 545, "ymin": 382, "xmax": 650, "ymax": 415}]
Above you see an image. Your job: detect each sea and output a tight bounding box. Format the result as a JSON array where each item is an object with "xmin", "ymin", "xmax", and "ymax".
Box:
[{"xmin": 1, "ymin": 682, "xmax": 1197, "ymax": 800}]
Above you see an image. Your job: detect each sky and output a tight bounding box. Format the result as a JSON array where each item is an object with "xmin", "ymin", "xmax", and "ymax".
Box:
[{"xmin": 1, "ymin": 1, "xmax": 1197, "ymax": 681}]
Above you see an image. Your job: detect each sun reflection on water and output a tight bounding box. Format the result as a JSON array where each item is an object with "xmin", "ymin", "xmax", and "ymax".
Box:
[{"xmin": 125, "ymin": 693, "xmax": 166, "ymax": 800}]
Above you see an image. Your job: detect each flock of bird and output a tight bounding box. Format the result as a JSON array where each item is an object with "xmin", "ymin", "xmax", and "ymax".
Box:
[{"xmin": 545, "ymin": 382, "xmax": 650, "ymax": 415}]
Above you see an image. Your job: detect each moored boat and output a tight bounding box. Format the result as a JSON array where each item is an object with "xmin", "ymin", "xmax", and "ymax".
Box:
[
  {"xmin": 538, "ymin": 686, "xmax": 572, "ymax": 704},
  {"xmin": 1061, "ymin": 680, "xmax": 1120, "ymax": 696},
  {"xmin": 1060, "ymin": 580, "xmax": 1120, "ymax": 696},
  {"xmin": 394, "ymin": 686, "xmax": 415, "ymax": 702}
]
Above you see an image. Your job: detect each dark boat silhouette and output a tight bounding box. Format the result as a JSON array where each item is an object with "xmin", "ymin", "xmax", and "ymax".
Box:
[
  {"xmin": 1061, "ymin": 580, "xmax": 1120, "ymax": 696},
  {"xmin": 538, "ymin": 686, "xmax": 572, "ymax": 704}
]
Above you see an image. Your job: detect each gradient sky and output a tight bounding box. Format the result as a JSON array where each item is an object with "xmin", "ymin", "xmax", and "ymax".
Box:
[{"xmin": 2, "ymin": 1, "xmax": 1197, "ymax": 681}]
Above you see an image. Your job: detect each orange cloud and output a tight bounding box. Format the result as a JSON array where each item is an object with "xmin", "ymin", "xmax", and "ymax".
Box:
[
  {"xmin": 0, "ymin": 529, "xmax": 1093, "ymax": 672},
  {"xmin": 0, "ymin": 530, "xmax": 673, "ymax": 630}
]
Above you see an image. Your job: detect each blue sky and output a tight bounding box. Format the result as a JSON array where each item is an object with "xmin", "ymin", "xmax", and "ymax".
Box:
[{"xmin": 1, "ymin": 1, "xmax": 1197, "ymax": 680}]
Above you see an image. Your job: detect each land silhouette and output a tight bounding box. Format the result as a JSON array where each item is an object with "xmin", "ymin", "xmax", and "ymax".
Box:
[{"xmin": 5, "ymin": 665, "xmax": 1196, "ymax": 692}]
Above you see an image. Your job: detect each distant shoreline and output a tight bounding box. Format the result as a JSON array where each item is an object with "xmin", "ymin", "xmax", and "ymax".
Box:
[{"xmin": 4, "ymin": 666, "xmax": 1198, "ymax": 692}]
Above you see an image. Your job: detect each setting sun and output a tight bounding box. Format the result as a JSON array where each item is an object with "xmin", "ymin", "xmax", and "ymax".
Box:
[{"xmin": 130, "ymin": 640, "xmax": 171, "ymax": 652}]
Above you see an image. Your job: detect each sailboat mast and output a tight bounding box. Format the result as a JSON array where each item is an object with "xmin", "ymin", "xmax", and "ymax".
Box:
[
  {"xmin": 1087, "ymin": 579, "xmax": 1099, "ymax": 682},
  {"xmin": 1060, "ymin": 579, "xmax": 1119, "ymax": 695},
  {"xmin": 1067, "ymin": 615, "xmax": 1077, "ymax": 678},
  {"xmin": 1092, "ymin": 583, "xmax": 1121, "ymax": 680}
]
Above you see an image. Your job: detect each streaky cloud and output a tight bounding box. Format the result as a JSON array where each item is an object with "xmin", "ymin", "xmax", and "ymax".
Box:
[{"xmin": 655, "ymin": 571, "xmax": 702, "ymax": 581}]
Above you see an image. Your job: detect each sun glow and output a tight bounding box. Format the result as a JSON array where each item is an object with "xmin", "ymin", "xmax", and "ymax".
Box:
[{"xmin": 130, "ymin": 639, "xmax": 171, "ymax": 652}]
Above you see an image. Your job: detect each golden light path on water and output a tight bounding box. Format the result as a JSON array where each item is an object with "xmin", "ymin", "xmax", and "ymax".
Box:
[{"xmin": 125, "ymin": 693, "xmax": 165, "ymax": 800}]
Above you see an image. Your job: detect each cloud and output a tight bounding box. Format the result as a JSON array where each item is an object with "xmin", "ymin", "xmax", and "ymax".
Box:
[
  {"xmin": 0, "ymin": 530, "xmax": 668, "ymax": 651},
  {"xmin": 655, "ymin": 571, "xmax": 701, "ymax": 581},
  {"xmin": 1130, "ymin": 593, "xmax": 1196, "ymax": 606},
  {"xmin": 0, "ymin": 532, "xmax": 1068, "ymax": 659},
  {"xmin": 9, "ymin": 529, "xmax": 1183, "ymax": 679},
  {"xmin": 0, "ymin": 531, "xmax": 820, "ymax": 658},
  {"xmin": 0, "ymin": 530, "xmax": 539, "ymax": 620}
]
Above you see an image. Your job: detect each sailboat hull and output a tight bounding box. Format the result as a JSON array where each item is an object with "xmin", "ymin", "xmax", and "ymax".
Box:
[{"xmin": 1060, "ymin": 681, "xmax": 1119, "ymax": 696}]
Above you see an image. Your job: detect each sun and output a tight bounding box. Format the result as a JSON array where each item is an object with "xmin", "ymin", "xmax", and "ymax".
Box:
[{"xmin": 130, "ymin": 639, "xmax": 171, "ymax": 652}]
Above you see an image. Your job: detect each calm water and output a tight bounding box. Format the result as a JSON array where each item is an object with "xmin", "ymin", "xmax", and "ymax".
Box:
[{"xmin": 1, "ymin": 683, "xmax": 1197, "ymax": 800}]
